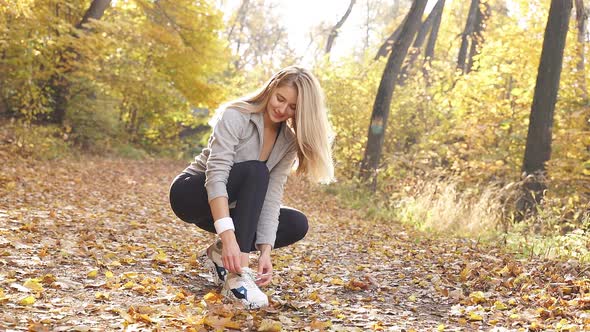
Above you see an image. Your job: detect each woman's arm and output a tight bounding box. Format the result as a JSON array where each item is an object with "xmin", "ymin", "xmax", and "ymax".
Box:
[
  {"xmin": 255, "ymin": 144, "xmax": 297, "ymax": 286},
  {"xmin": 255, "ymin": 144, "xmax": 298, "ymax": 248},
  {"xmin": 209, "ymin": 196, "xmax": 242, "ymax": 273},
  {"xmin": 205, "ymin": 109, "xmax": 249, "ymax": 273},
  {"xmin": 256, "ymin": 243, "xmax": 272, "ymax": 286}
]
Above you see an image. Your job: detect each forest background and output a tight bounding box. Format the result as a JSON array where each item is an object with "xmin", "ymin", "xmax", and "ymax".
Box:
[{"xmin": 1, "ymin": 0, "xmax": 589, "ymax": 262}]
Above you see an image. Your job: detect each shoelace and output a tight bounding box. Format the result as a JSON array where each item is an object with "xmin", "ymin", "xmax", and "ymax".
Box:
[{"xmin": 240, "ymin": 269, "xmax": 258, "ymax": 289}]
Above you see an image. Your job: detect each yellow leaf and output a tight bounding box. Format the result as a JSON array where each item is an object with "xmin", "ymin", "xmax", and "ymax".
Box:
[
  {"xmin": 309, "ymin": 291, "xmax": 320, "ymax": 301},
  {"xmin": 372, "ymin": 322, "xmax": 385, "ymax": 330},
  {"xmin": 437, "ymin": 324, "xmax": 445, "ymax": 331},
  {"xmin": 153, "ymin": 251, "xmax": 167, "ymax": 263},
  {"xmin": 23, "ymin": 279, "xmax": 44, "ymax": 292},
  {"xmin": 310, "ymin": 319, "xmax": 332, "ymax": 330},
  {"xmin": 95, "ymin": 292, "xmax": 110, "ymax": 301},
  {"xmin": 87, "ymin": 270, "xmax": 98, "ymax": 279},
  {"xmin": 203, "ymin": 291, "xmax": 222, "ymax": 302},
  {"xmin": 122, "ymin": 281, "xmax": 135, "ymax": 289},
  {"xmin": 105, "ymin": 271, "xmax": 114, "ymax": 279},
  {"xmin": 468, "ymin": 312, "xmax": 483, "ymax": 321},
  {"xmin": 258, "ymin": 319, "xmax": 282, "ymax": 331},
  {"xmin": 330, "ymin": 277, "xmax": 344, "ymax": 286},
  {"xmin": 204, "ymin": 315, "xmax": 240, "ymax": 329},
  {"xmin": 408, "ymin": 294, "xmax": 417, "ymax": 302},
  {"xmin": 19, "ymin": 295, "xmax": 36, "ymax": 305},
  {"xmin": 494, "ymin": 300, "xmax": 508, "ymax": 310},
  {"xmin": 469, "ymin": 291, "xmax": 485, "ymax": 304},
  {"xmin": 460, "ymin": 267, "xmax": 470, "ymax": 281}
]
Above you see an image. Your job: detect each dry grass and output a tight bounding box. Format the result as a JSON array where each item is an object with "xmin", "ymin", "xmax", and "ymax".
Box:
[{"xmin": 394, "ymin": 178, "xmax": 503, "ymax": 239}]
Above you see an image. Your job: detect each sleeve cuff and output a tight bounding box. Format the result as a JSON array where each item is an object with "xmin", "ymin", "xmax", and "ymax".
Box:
[{"xmin": 205, "ymin": 181, "xmax": 229, "ymax": 202}]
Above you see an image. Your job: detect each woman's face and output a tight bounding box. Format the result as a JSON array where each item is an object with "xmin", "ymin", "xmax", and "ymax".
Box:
[{"xmin": 266, "ymin": 85, "xmax": 298, "ymax": 124}]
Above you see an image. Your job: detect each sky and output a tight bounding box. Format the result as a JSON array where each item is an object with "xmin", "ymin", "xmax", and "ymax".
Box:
[
  {"xmin": 217, "ymin": 0, "xmax": 441, "ymax": 64},
  {"xmin": 216, "ymin": 0, "xmax": 391, "ymax": 63}
]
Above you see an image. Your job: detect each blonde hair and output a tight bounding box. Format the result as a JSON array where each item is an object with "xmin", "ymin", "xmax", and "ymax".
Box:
[{"xmin": 212, "ymin": 66, "xmax": 335, "ymax": 183}]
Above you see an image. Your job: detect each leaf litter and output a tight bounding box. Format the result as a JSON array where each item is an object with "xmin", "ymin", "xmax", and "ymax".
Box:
[{"xmin": 0, "ymin": 153, "xmax": 589, "ymax": 330}]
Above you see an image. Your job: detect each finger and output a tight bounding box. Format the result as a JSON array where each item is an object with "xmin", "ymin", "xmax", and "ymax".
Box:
[
  {"xmin": 222, "ymin": 256, "xmax": 230, "ymax": 270},
  {"xmin": 226, "ymin": 256, "xmax": 237, "ymax": 273},
  {"xmin": 233, "ymin": 256, "xmax": 242, "ymax": 273},
  {"xmin": 259, "ymin": 274, "xmax": 272, "ymax": 286}
]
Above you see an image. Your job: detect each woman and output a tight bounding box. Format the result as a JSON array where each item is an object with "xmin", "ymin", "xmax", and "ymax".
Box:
[{"xmin": 169, "ymin": 66, "xmax": 334, "ymax": 309}]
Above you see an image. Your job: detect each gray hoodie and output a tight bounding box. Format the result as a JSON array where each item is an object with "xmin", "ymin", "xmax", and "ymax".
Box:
[{"xmin": 183, "ymin": 108, "xmax": 297, "ymax": 248}]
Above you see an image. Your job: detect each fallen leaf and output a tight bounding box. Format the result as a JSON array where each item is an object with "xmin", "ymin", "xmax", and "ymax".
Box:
[
  {"xmin": 203, "ymin": 315, "xmax": 240, "ymax": 329},
  {"xmin": 468, "ymin": 312, "xmax": 483, "ymax": 321},
  {"xmin": 23, "ymin": 279, "xmax": 44, "ymax": 292},
  {"xmin": 258, "ymin": 319, "xmax": 282, "ymax": 331},
  {"xmin": 19, "ymin": 295, "xmax": 36, "ymax": 305}
]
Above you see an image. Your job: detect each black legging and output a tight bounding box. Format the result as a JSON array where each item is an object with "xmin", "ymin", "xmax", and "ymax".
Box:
[{"xmin": 169, "ymin": 160, "xmax": 308, "ymax": 252}]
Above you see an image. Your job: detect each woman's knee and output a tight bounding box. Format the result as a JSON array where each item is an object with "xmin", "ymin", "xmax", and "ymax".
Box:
[
  {"xmin": 283, "ymin": 208, "xmax": 308, "ymax": 242},
  {"xmin": 295, "ymin": 213, "xmax": 309, "ymax": 241}
]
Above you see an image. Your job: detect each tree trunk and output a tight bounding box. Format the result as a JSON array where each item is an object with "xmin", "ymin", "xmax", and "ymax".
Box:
[
  {"xmin": 466, "ymin": 0, "xmax": 489, "ymax": 73},
  {"xmin": 457, "ymin": 0, "xmax": 479, "ymax": 73},
  {"xmin": 360, "ymin": 0, "xmax": 428, "ymax": 185},
  {"xmin": 520, "ymin": 0, "xmax": 572, "ymax": 214},
  {"xmin": 51, "ymin": 0, "xmax": 111, "ymax": 124},
  {"xmin": 375, "ymin": 19, "xmax": 405, "ymax": 60},
  {"xmin": 575, "ymin": 0, "xmax": 588, "ymax": 99},
  {"xmin": 424, "ymin": 0, "xmax": 445, "ymax": 61},
  {"xmin": 76, "ymin": 0, "xmax": 111, "ymax": 30},
  {"xmin": 325, "ymin": 0, "xmax": 356, "ymax": 54},
  {"xmin": 399, "ymin": 0, "xmax": 446, "ymax": 85}
]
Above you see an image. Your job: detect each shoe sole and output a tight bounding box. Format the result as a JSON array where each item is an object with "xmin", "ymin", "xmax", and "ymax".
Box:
[{"xmin": 221, "ymin": 285, "xmax": 269, "ymax": 309}]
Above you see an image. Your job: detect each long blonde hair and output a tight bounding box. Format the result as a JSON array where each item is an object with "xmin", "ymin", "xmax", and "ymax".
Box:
[{"xmin": 212, "ymin": 66, "xmax": 335, "ymax": 183}]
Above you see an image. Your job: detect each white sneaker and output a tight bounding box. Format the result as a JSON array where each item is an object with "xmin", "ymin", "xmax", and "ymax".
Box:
[
  {"xmin": 221, "ymin": 267, "xmax": 269, "ymax": 309},
  {"xmin": 201, "ymin": 239, "xmax": 226, "ymax": 286}
]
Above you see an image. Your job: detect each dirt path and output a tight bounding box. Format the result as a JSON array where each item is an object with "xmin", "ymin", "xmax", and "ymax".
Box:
[{"xmin": 1, "ymin": 155, "xmax": 589, "ymax": 331}]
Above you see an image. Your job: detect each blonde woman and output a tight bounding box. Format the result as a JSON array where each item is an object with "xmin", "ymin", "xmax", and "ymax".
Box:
[{"xmin": 169, "ymin": 66, "xmax": 334, "ymax": 309}]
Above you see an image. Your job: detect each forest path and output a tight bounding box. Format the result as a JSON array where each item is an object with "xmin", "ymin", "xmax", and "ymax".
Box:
[{"xmin": 1, "ymin": 155, "xmax": 588, "ymax": 331}]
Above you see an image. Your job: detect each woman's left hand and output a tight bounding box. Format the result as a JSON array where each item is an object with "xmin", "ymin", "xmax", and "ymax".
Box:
[{"xmin": 256, "ymin": 245, "xmax": 273, "ymax": 286}]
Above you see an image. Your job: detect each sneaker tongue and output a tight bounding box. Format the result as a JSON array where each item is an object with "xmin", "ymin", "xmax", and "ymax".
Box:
[{"xmin": 240, "ymin": 267, "xmax": 256, "ymax": 281}]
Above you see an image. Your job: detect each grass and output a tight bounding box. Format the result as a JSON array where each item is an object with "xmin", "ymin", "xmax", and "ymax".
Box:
[{"xmin": 326, "ymin": 176, "xmax": 590, "ymax": 262}]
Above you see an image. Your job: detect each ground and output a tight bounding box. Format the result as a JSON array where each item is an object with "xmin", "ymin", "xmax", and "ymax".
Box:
[{"xmin": 1, "ymin": 153, "xmax": 589, "ymax": 331}]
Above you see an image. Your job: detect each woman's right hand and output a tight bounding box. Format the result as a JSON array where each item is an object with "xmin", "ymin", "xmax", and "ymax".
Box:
[{"xmin": 219, "ymin": 230, "xmax": 242, "ymax": 273}]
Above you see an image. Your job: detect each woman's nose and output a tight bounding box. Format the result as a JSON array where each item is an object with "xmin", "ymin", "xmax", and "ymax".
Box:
[{"xmin": 278, "ymin": 104, "xmax": 287, "ymax": 114}]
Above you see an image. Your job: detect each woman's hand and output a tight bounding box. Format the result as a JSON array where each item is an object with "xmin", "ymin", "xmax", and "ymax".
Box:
[
  {"xmin": 219, "ymin": 230, "xmax": 242, "ymax": 273},
  {"xmin": 256, "ymin": 244, "xmax": 273, "ymax": 286}
]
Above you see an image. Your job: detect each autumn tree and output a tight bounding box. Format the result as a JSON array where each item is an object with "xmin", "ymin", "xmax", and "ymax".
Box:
[
  {"xmin": 521, "ymin": 0, "xmax": 573, "ymax": 211},
  {"xmin": 50, "ymin": 0, "xmax": 112, "ymax": 125},
  {"xmin": 398, "ymin": 0, "xmax": 446, "ymax": 84},
  {"xmin": 0, "ymin": 0, "xmax": 228, "ymax": 151},
  {"xmin": 325, "ymin": 0, "xmax": 356, "ymax": 55},
  {"xmin": 457, "ymin": 0, "xmax": 489, "ymax": 73},
  {"xmin": 574, "ymin": 0, "xmax": 587, "ymax": 99},
  {"xmin": 424, "ymin": 0, "xmax": 445, "ymax": 62},
  {"xmin": 224, "ymin": 0, "xmax": 296, "ymax": 74},
  {"xmin": 372, "ymin": 0, "xmax": 414, "ymax": 60},
  {"xmin": 360, "ymin": 0, "xmax": 427, "ymax": 184}
]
